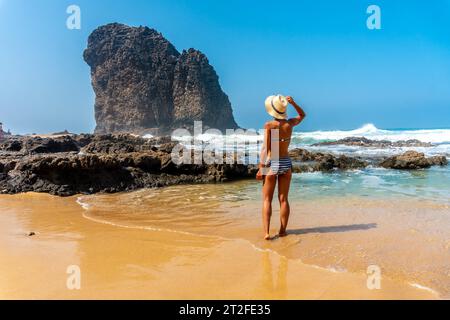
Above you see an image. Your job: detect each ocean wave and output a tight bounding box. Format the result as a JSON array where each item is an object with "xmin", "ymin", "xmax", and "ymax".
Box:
[
  {"xmin": 295, "ymin": 123, "xmax": 450, "ymax": 144},
  {"xmin": 145, "ymin": 123, "xmax": 450, "ymax": 159},
  {"xmin": 165, "ymin": 123, "xmax": 450, "ymax": 149}
]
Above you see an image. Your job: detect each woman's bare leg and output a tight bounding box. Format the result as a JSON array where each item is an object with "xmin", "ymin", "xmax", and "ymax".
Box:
[
  {"xmin": 277, "ymin": 170, "xmax": 292, "ymax": 237},
  {"xmin": 262, "ymin": 175, "xmax": 277, "ymax": 240}
]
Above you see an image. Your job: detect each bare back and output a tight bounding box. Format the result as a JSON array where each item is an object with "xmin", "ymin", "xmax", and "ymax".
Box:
[{"xmin": 264, "ymin": 119, "xmax": 293, "ymax": 158}]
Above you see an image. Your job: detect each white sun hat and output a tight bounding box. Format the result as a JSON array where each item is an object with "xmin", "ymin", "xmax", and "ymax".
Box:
[{"xmin": 265, "ymin": 94, "xmax": 288, "ymax": 120}]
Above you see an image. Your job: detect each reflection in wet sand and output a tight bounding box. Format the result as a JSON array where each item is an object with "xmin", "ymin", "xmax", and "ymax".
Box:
[{"xmin": 260, "ymin": 251, "xmax": 288, "ymax": 299}]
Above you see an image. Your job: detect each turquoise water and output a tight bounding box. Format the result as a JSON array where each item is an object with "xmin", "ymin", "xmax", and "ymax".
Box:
[
  {"xmin": 219, "ymin": 166, "xmax": 450, "ymax": 205},
  {"xmin": 175, "ymin": 124, "xmax": 450, "ymax": 204},
  {"xmin": 288, "ymin": 124, "xmax": 450, "ymax": 203},
  {"xmin": 289, "ymin": 166, "xmax": 450, "ymax": 203}
]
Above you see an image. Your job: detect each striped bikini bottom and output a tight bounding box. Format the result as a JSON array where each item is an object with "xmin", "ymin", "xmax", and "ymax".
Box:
[{"xmin": 266, "ymin": 157, "xmax": 292, "ymax": 175}]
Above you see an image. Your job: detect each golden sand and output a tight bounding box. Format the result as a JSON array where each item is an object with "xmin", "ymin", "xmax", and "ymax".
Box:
[{"xmin": 0, "ymin": 189, "xmax": 445, "ymax": 299}]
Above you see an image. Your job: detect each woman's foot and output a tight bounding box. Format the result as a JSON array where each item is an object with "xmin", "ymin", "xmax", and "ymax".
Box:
[
  {"xmin": 278, "ymin": 230, "xmax": 288, "ymax": 237},
  {"xmin": 264, "ymin": 234, "xmax": 271, "ymax": 240}
]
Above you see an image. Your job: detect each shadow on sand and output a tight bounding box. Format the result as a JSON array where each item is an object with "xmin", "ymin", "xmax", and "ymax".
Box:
[{"xmin": 288, "ymin": 223, "xmax": 377, "ymax": 235}]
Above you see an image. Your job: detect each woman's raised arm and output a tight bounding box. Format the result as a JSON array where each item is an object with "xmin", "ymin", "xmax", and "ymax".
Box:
[{"xmin": 286, "ymin": 96, "xmax": 306, "ymax": 126}]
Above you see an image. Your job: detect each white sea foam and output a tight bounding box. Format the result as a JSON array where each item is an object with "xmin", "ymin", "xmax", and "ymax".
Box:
[
  {"xmin": 409, "ymin": 282, "xmax": 440, "ymax": 297},
  {"xmin": 164, "ymin": 124, "xmax": 450, "ymax": 158},
  {"xmin": 76, "ymin": 197, "xmax": 91, "ymax": 210},
  {"xmin": 296, "ymin": 123, "xmax": 450, "ymax": 144}
]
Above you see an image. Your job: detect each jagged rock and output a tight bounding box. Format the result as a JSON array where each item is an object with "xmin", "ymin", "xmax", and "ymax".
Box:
[
  {"xmin": 1, "ymin": 134, "xmax": 447, "ymax": 196},
  {"xmin": 289, "ymin": 148, "xmax": 368, "ymax": 172},
  {"xmin": 379, "ymin": 151, "xmax": 448, "ymax": 169},
  {"xmin": 172, "ymin": 49, "xmax": 237, "ymax": 130},
  {"xmin": 313, "ymin": 137, "xmax": 433, "ymax": 148},
  {"xmin": 0, "ymin": 134, "xmax": 256, "ymax": 196},
  {"xmin": 81, "ymin": 134, "xmax": 150, "ymax": 154},
  {"xmin": 0, "ymin": 138, "xmax": 22, "ymax": 152},
  {"xmin": 22, "ymin": 136, "xmax": 79, "ymax": 154},
  {"xmin": 52, "ymin": 130, "xmax": 71, "ymax": 135},
  {"xmin": 428, "ymin": 156, "xmax": 448, "ymax": 166},
  {"xmin": 72, "ymin": 134, "xmax": 93, "ymax": 148},
  {"xmin": 0, "ymin": 136, "xmax": 79, "ymax": 154},
  {"xmin": 83, "ymin": 23, "xmax": 238, "ymax": 135}
]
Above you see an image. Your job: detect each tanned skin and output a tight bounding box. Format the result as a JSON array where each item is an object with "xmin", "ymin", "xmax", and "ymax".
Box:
[{"xmin": 257, "ymin": 96, "xmax": 306, "ymax": 240}]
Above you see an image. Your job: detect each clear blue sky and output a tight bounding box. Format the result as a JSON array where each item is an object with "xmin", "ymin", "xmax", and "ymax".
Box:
[{"xmin": 0, "ymin": 0, "xmax": 449, "ymax": 134}]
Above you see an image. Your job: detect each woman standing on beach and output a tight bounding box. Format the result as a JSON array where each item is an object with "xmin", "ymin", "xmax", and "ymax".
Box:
[{"xmin": 257, "ymin": 95, "xmax": 306, "ymax": 240}]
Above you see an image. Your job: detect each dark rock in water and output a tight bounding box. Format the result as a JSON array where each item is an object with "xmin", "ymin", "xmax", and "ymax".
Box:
[
  {"xmin": 313, "ymin": 137, "xmax": 433, "ymax": 148},
  {"xmin": 83, "ymin": 23, "xmax": 238, "ymax": 135},
  {"xmin": 379, "ymin": 151, "xmax": 448, "ymax": 169},
  {"xmin": 428, "ymin": 155, "xmax": 448, "ymax": 166},
  {"xmin": 289, "ymin": 148, "xmax": 368, "ymax": 172}
]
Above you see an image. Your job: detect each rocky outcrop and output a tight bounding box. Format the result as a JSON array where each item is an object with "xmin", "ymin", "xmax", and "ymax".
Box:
[
  {"xmin": 83, "ymin": 23, "xmax": 238, "ymax": 135},
  {"xmin": 313, "ymin": 137, "xmax": 433, "ymax": 148},
  {"xmin": 379, "ymin": 151, "xmax": 448, "ymax": 169},
  {"xmin": 289, "ymin": 148, "xmax": 369, "ymax": 172},
  {"xmin": 172, "ymin": 49, "xmax": 237, "ymax": 130},
  {"xmin": 0, "ymin": 136, "xmax": 80, "ymax": 154},
  {"xmin": 0, "ymin": 135, "xmax": 256, "ymax": 196}
]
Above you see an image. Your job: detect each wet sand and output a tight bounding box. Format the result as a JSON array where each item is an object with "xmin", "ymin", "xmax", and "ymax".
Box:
[{"xmin": 0, "ymin": 188, "xmax": 446, "ymax": 299}]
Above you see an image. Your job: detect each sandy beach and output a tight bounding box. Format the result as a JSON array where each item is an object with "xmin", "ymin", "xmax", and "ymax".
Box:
[{"xmin": 1, "ymin": 184, "xmax": 447, "ymax": 300}]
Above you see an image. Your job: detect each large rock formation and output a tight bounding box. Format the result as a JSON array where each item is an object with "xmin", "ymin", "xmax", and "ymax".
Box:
[{"xmin": 83, "ymin": 23, "xmax": 238, "ymax": 135}]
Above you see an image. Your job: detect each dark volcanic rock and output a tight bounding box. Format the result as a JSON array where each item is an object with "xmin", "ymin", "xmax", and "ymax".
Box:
[
  {"xmin": 2, "ymin": 135, "xmax": 447, "ymax": 197},
  {"xmin": 0, "ymin": 134, "xmax": 257, "ymax": 196},
  {"xmin": 379, "ymin": 151, "xmax": 448, "ymax": 169},
  {"xmin": 0, "ymin": 136, "xmax": 79, "ymax": 154},
  {"xmin": 22, "ymin": 136, "xmax": 79, "ymax": 154},
  {"xmin": 289, "ymin": 148, "xmax": 368, "ymax": 172},
  {"xmin": 172, "ymin": 49, "xmax": 238, "ymax": 130},
  {"xmin": 313, "ymin": 137, "xmax": 433, "ymax": 148},
  {"xmin": 0, "ymin": 138, "xmax": 22, "ymax": 152},
  {"xmin": 81, "ymin": 134, "xmax": 150, "ymax": 154},
  {"xmin": 84, "ymin": 23, "xmax": 238, "ymax": 135}
]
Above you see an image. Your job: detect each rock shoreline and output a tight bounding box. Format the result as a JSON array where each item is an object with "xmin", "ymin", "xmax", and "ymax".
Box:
[
  {"xmin": 0, "ymin": 134, "xmax": 255, "ymax": 196},
  {"xmin": 0, "ymin": 134, "xmax": 447, "ymax": 196},
  {"xmin": 312, "ymin": 136, "xmax": 433, "ymax": 148}
]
